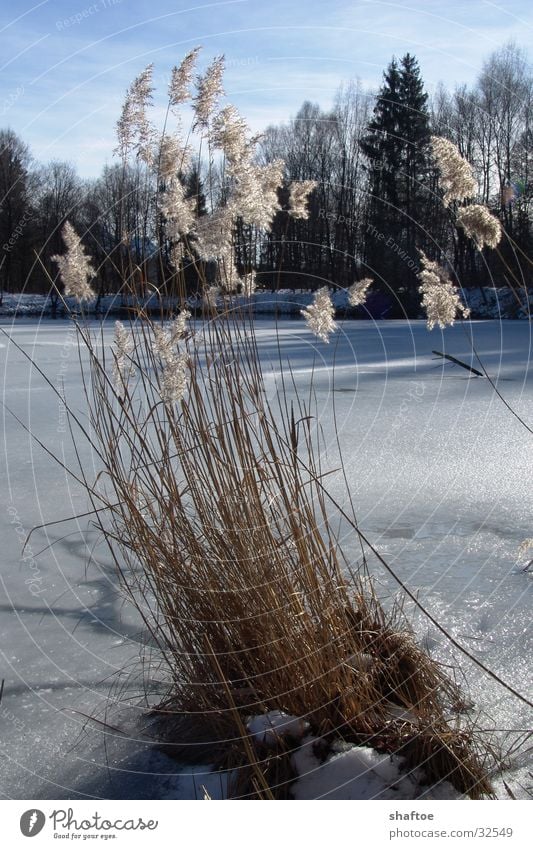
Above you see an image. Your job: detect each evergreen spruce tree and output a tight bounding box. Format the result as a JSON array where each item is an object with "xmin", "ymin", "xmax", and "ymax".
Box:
[
  {"xmin": 183, "ymin": 164, "xmax": 207, "ymax": 218},
  {"xmin": 360, "ymin": 54, "xmax": 431, "ymax": 313}
]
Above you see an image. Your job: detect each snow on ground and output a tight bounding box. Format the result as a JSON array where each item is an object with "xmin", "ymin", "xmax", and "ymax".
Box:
[
  {"xmin": 291, "ymin": 738, "xmax": 460, "ymax": 800},
  {"xmin": 0, "ymin": 316, "xmax": 531, "ymax": 799},
  {"xmin": 245, "ymin": 712, "xmax": 460, "ymax": 799}
]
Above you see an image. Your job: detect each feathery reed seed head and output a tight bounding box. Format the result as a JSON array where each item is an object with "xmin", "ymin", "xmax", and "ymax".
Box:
[
  {"xmin": 152, "ymin": 313, "xmax": 191, "ymax": 403},
  {"xmin": 231, "ymin": 159, "xmax": 284, "ymax": 230},
  {"xmin": 159, "ymin": 179, "xmax": 196, "ymax": 236},
  {"xmin": 193, "ymin": 55, "xmax": 225, "ymax": 129},
  {"xmin": 169, "ymin": 47, "xmax": 201, "ymax": 107},
  {"xmin": 160, "ymin": 351, "xmax": 189, "ymax": 403},
  {"xmin": 430, "ymin": 136, "xmax": 477, "ymax": 207},
  {"xmin": 195, "ymin": 207, "xmax": 235, "ymax": 261},
  {"xmin": 152, "ymin": 326, "xmax": 174, "ymax": 362},
  {"xmin": 171, "ymin": 309, "xmax": 191, "ymax": 340},
  {"xmin": 212, "ymin": 104, "xmax": 250, "ymax": 163},
  {"xmin": 158, "ymin": 133, "xmax": 191, "ymax": 179},
  {"xmin": 51, "ymin": 222, "xmax": 96, "ymax": 302},
  {"xmin": 418, "ymin": 251, "xmax": 470, "ymax": 330},
  {"xmin": 152, "ymin": 311, "xmax": 191, "ymax": 361},
  {"xmin": 347, "ymin": 277, "xmax": 373, "ymax": 308},
  {"xmin": 288, "ymin": 180, "xmax": 317, "ymax": 219},
  {"xmin": 115, "ymin": 64, "xmax": 155, "ymax": 163},
  {"xmin": 112, "ymin": 320, "xmax": 135, "ymax": 388},
  {"xmin": 456, "ymin": 204, "xmax": 502, "ymax": 250},
  {"xmin": 301, "ymin": 287, "xmax": 337, "ymax": 343}
]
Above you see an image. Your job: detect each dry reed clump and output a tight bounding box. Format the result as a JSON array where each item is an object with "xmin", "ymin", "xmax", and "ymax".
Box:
[
  {"xmin": 45, "ymin": 49, "xmax": 499, "ymax": 799},
  {"xmin": 74, "ymin": 303, "xmax": 494, "ymax": 800}
]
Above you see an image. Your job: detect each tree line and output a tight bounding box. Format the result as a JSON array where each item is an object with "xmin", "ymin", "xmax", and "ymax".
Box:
[{"xmin": 1, "ymin": 41, "xmax": 531, "ymax": 315}]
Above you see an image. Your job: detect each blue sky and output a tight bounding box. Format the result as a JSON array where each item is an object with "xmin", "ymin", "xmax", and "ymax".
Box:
[{"xmin": 1, "ymin": 0, "xmax": 532, "ymax": 177}]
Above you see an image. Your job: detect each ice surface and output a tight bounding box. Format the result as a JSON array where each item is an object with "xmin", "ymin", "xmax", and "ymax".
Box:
[{"xmin": 0, "ymin": 317, "xmax": 531, "ymax": 798}]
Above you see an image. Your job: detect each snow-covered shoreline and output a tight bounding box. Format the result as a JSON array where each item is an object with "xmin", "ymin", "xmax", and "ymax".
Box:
[{"xmin": 0, "ymin": 285, "xmax": 531, "ymax": 321}]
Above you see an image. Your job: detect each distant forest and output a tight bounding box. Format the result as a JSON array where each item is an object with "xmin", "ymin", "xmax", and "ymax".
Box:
[{"xmin": 1, "ymin": 41, "xmax": 532, "ymax": 315}]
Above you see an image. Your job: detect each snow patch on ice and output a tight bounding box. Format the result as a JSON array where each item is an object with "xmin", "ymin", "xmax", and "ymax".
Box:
[{"xmin": 291, "ymin": 736, "xmax": 461, "ymax": 800}]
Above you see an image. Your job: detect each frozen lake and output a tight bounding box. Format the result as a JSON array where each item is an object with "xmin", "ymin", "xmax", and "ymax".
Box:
[{"xmin": 0, "ymin": 317, "xmax": 531, "ymax": 798}]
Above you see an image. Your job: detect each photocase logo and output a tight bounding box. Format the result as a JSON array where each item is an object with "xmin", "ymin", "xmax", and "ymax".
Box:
[{"xmin": 20, "ymin": 810, "xmax": 46, "ymax": 837}]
